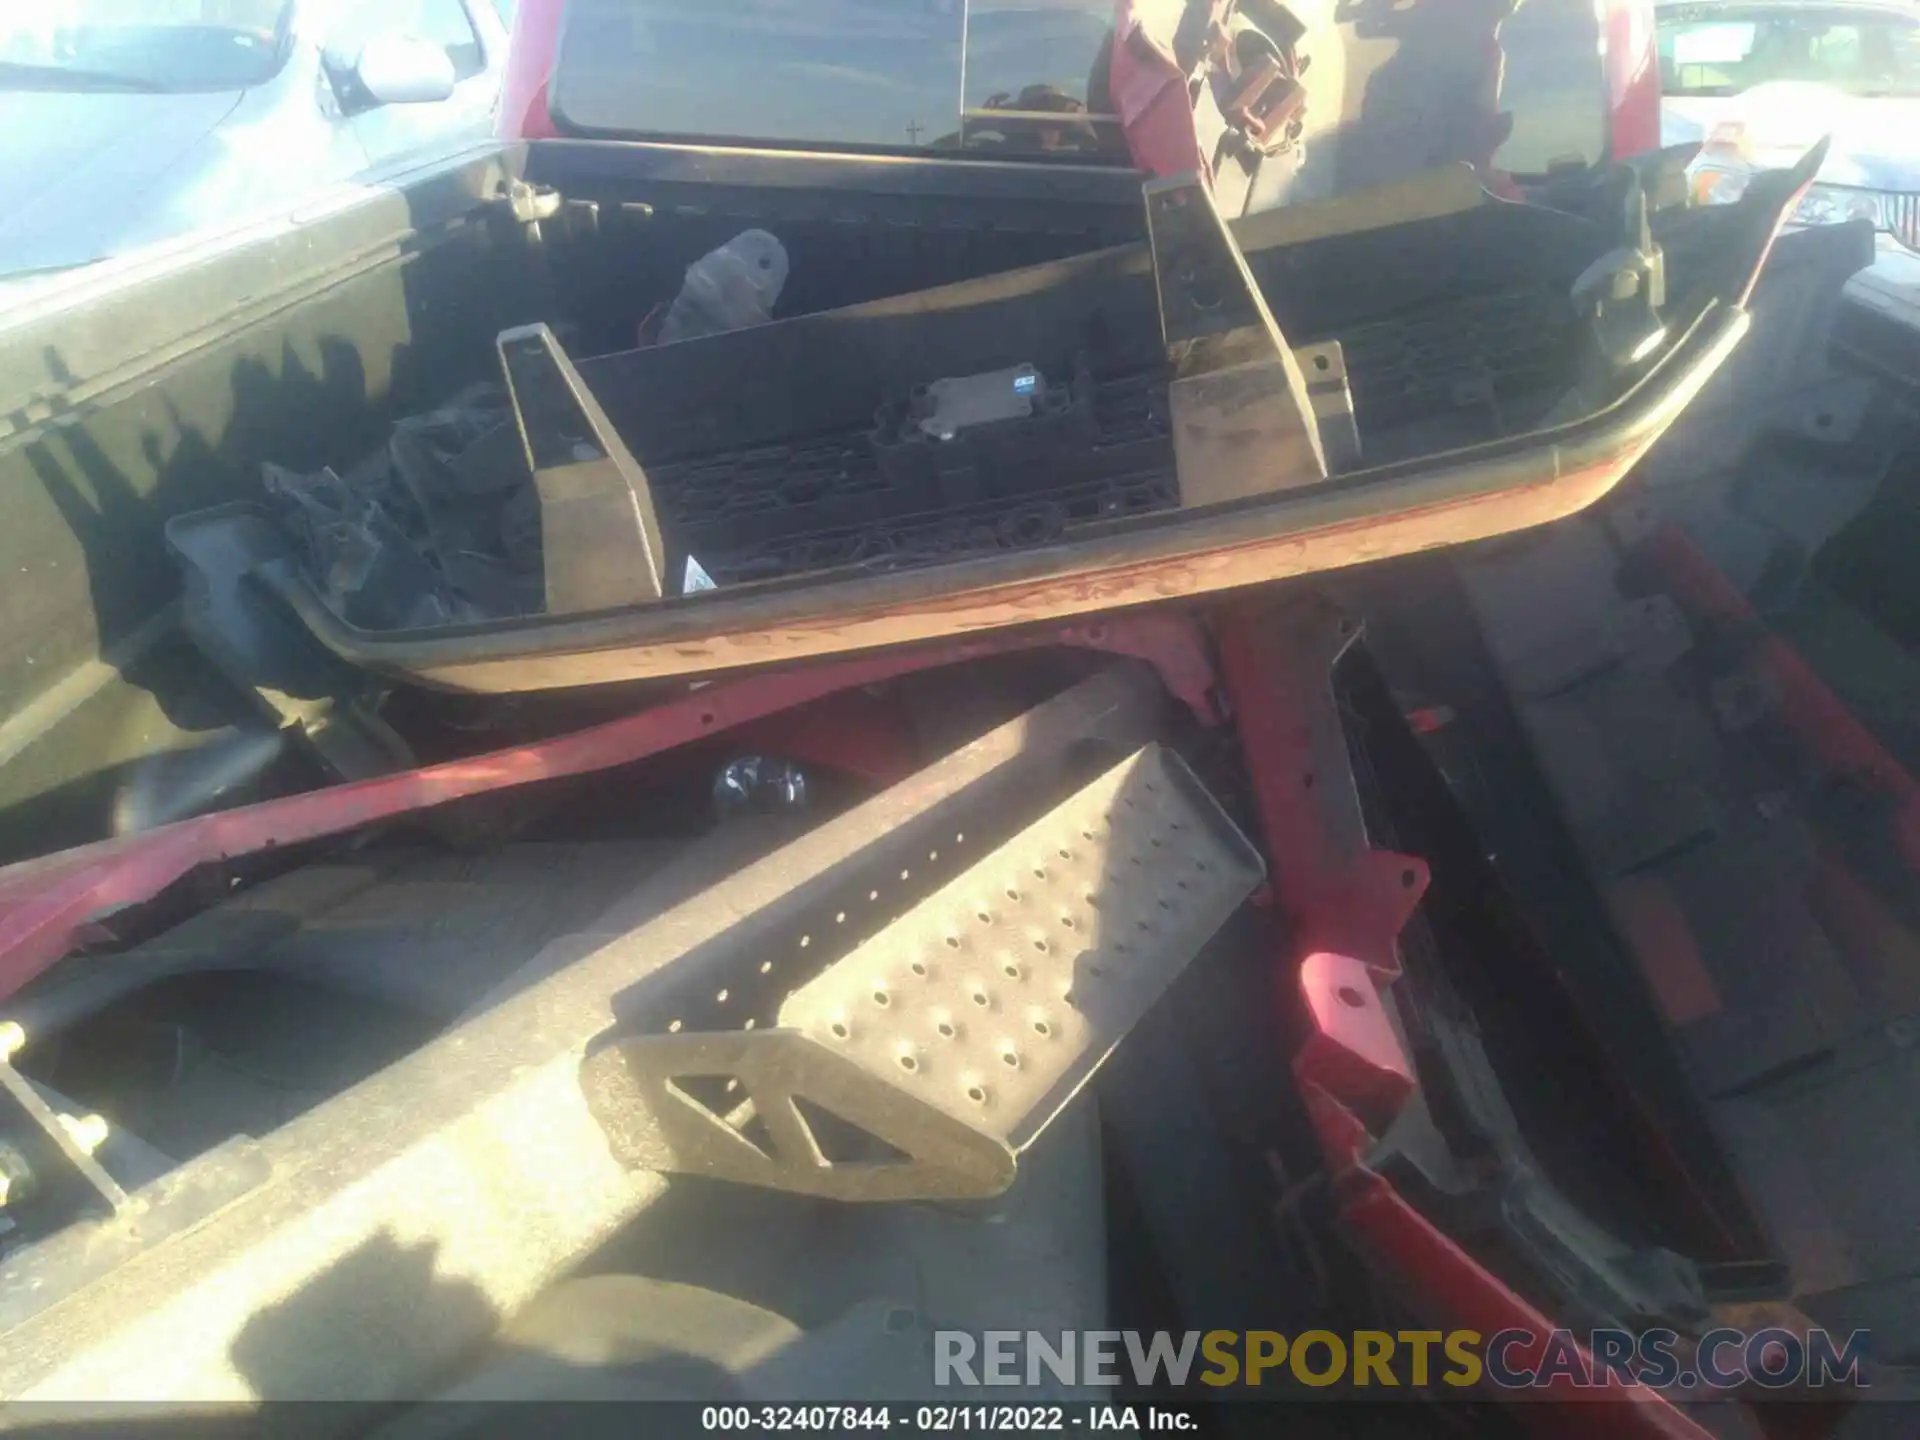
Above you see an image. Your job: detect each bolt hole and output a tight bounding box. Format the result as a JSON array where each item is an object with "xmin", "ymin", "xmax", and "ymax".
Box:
[
  {"xmin": 899, "ymin": 1054, "xmax": 918, "ymax": 1072},
  {"xmin": 743, "ymin": 1018, "xmax": 756, "ymax": 1030},
  {"xmin": 1033, "ymin": 1020, "xmax": 1052, "ymax": 1037},
  {"xmin": 1401, "ymin": 869, "xmax": 1418, "ymax": 889},
  {"xmin": 1176, "ymin": 880, "xmax": 1190, "ymax": 892},
  {"xmin": 977, "ymin": 910, "xmax": 992, "ymax": 925},
  {"xmin": 1150, "ymin": 837, "xmax": 1163, "ymax": 848},
  {"xmin": 1157, "ymin": 898, "xmax": 1172, "ymax": 910},
  {"xmin": 1061, "ymin": 915, "xmax": 1077, "ymax": 929},
  {"xmin": 1337, "ymin": 985, "xmax": 1368, "ymax": 1009},
  {"xmin": 1081, "ymin": 829, "xmax": 1094, "ymax": 841},
  {"xmin": 699, "ymin": 712, "xmax": 715, "ymax": 726},
  {"xmin": 1058, "ymin": 847, "xmax": 1072, "ymax": 860},
  {"xmin": 955, "ymin": 832, "xmax": 966, "ymax": 844},
  {"xmin": 668, "ymin": 1019, "xmax": 683, "ymax": 1033},
  {"xmin": 1033, "ymin": 866, "xmax": 1047, "ymax": 880},
  {"xmin": 800, "ymin": 935, "xmax": 811, "ymax": 948},
  {"xmin": 1002, "ymin": 1051, "xmax": 1020, "ymax": 1068},
  {"xmin": 873, "ymin": 991, "xmax": 890, "ymax": 1007},
  {"xmin": 835, "ymin": 912, "xmax": 847, "ymax": 924},
  {"xmin": 1033, "ymin": 938, "xmax": 1049, "ymax": 954},
  {"xmin": 946, "ymin": 936, "xmax": 961, "ymax": 949},
  {"xmin": 869, "ymin": 890, "xmax": 879, "ymax": 902},
  {"xmin": 1816, "ymin": 412, "xmax": 1834, "ymax": 429},
  {"xmin": 901, "ymin": 869, "xmax": 911, "ymax": 881},
  {"xmin": 831, "ymin": 1022, "xmax": 849, "ymax": 1038},
  {"xmin": 1003, "ymin": 962, "xmax": 1021, "ymax": 979},
  {"xmin": 911, "ymin": 961, "xmax": 927, "ymax": 976},
  {"xmin": 1087, "ymin": 963, "xmax": 1104, "ymax": 977},
  {"xmin": 938, "ymin": 1022, "xmax": 956, "ymax": 1038},
  {"xmin": 760, "ymin": 960, "xmax": 774, "ymax": 973},
  {"xmin": 725, "ymin": 1079, "xmax": 738, "ymax": 1093},
  {"xmin": 973, "ymin": 991, "xmax": 990, "ymax": 1007},
  {"xmin": 929, "ymin": 850, "xmax": 939, "ymax": 861},
  {"xmin": 1303, "ymin": 772, "xmax": 1316, "ymax": 790},
  {"xmin": 716, "ymin": 989, "xmax": 730, "ymax": 1003},
  {"xmin": 968, "ymin": 1086, "xmax": 987, "ymax": 1103},
  {"xmin": 1006, "ymin": 887, "xmax": 1020, "ymax": 901}
]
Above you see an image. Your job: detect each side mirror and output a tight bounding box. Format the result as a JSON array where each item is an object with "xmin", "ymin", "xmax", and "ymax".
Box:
[{"xmin": 354, "ymin": 33, "xmax": 457, "ymax": 106}]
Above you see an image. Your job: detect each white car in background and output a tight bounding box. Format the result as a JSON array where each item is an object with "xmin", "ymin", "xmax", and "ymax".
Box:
[
  {"xmin": 1655, "ymin": 0, "xmax": 1920, "ymax": 248},
  {"xmin": 0, "ymin": 1, "xmax": 512, "ymax": 286}
]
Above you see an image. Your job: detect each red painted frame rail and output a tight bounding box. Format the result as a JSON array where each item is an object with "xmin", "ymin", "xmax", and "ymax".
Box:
[
  {"xmin": 1215, "ymin": 595, "xmax": 1722, "ymax": 1440},
  {"xmin": 0, "ymin": 614, "xmax": 1216, "ymax": 1007}
]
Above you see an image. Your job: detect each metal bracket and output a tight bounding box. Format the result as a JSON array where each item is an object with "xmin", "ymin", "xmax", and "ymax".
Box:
[
  {"xmin": 0, "ymin": 1024, "xmax": 129, "ymax": 1241},
  {"xmin": 497, "ymin": 323, "xmax": 668, "ymax": 614},
  {"xmin": 1570, "ymin": 174, "xmax": 1668, "ymax": 371},
  {"xmin": 502, "ymin": 179, "xmax": 562, "ymax": 227},
  {"xmin": 1144, "ymin": 173, "xmax": 1329, "ymax": 507},
  {"xmin": 1293, "ymin": 341, "xmax": 1361, "ymax": 473},
  {"xmin": 583, "ymin": 744, "xmax": 1265, "ymax": 1201}
]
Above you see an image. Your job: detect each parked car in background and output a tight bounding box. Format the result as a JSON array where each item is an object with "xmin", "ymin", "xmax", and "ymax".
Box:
[
  {"xmin": 1656, "ymin": 0, "xmax": 1920, "ymax": 247},
  {"xmin": 0, "ymin": 0, "xmax": 510, "ymax": 286}
]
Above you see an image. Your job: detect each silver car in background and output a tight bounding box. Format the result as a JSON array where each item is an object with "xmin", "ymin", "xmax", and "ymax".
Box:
[
  {"xmin": 1656, "ymin": 0, "xmax": 1920, "ymax": 248},
  {"xmin": 0, "ymin": 0, "xmax": 510, "ymax": 284}
]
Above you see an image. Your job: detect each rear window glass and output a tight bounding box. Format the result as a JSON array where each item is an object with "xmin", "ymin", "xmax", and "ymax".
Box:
[
  {"xmin": 548, "ymin": 0, "xmax": 1607, "ymax": 176},
  {"xmin": 1656, "ymin": 5, "xmax": 1920, "ymax": 97},
  {"xmin": 550, "ymin": 0, "xmax": 1127, "ymax": 159}
]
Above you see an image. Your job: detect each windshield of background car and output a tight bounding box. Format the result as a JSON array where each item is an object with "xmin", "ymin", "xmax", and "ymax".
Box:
[
  {"xmin": 0, "ymin": 1, "xmax": 294, "ymax": 94},
  {"xmin": 549, "ymin": 0, "xmax": 1608, "ymax": 177},
  {"xmin": 1656, "ymin": 5, "xmax": 1920, "ymax": 97}
]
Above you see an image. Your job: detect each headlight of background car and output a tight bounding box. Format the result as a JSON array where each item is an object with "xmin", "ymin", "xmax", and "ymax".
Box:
[
  {"xmin": 1691, "ymin": 165, "xmax": 1920, "ymax": 253},
  {"xmin": 1794, "ymin": 184, "xmax": 1920, "ymax": 251},
  {"xmin": 1795, "ymin": 184, "xmax": 1884, "ymax": 228}
]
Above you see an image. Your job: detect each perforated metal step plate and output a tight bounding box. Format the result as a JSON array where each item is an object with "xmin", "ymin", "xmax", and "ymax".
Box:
[
  {"xmin": 584, "ymin": 744, "xmax": 1264, "ymax": 1201},
  {"xmin": 779, "ymin": 744, "xmax": 1263, "ymax": 1152}
]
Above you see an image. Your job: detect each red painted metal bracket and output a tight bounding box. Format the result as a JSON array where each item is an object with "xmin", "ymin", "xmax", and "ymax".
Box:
[
  {"xmin": 1306, "ymin": 1085, "xmax": 1720, "ymax": 1439},
  {"xmin": 1218, "ymin": 592, "xmax": 1715, "ymax": 1440},
  {"xmin": 1216, "ymin": 594, "xmax": 1429, "ymax": 978},
  {"xmin": 0, "ymin": 613, "xmax": 1215, "ymax": 1007}
]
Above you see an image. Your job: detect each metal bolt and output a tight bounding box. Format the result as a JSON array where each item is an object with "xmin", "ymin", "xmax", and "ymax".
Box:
[
  {"xmin": 0, "ymin": 1021, "xmax": 24, "ymax": 1061},
  {"xmin": 0, "ymin": 1142, "xmax": 33, "ymax": 1208},
  {"xmin": 59, "ymin": 1113, "xmax": 109, "ymax": 1155}
]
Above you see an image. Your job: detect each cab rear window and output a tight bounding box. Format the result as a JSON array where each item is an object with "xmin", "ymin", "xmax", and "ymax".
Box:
[
  {"xmin": 548, "ymin": 0, "xmax": 1128, "ymax": 160},
  {"xmin": 546, "ymin": 0, "xmax": 1610, "ymax": 176}
]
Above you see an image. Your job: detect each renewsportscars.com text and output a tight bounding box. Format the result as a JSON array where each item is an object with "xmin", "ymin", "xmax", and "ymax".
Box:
[{"xmin": 934, "ymin": 1328, "xmax": 1869, "ymax": 1392}]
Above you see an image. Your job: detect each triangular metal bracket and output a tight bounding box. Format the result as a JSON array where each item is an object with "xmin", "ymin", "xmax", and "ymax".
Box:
[
  {"xmin": 497, "ymin": 323, "xmax": 669, "ymax": 614},
  {"xmin": 582, "ymin": 1028, "xmax": 1017, "ymax": 1203},
  {"xmin": 1144, "ymin": 172, "xmax": 1329, "ymax": 507}
]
